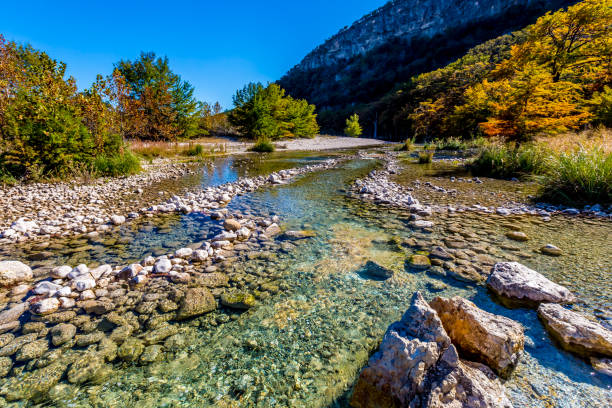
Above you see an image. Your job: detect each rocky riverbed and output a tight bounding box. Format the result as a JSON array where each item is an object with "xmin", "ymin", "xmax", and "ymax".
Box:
[{"xmin": 0, "ymin": 149, "xmax": 609, "ymax": 407}]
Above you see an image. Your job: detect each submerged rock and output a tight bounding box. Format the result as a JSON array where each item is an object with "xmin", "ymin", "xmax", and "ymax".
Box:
[
  {"xmin": 282, "ymin": 230, "xmax": 316, "ymax": 240},
  {"xmin": 221, "ymin": 291, "xmax": 256, "ymax": 310},
  {"xmin": 537, "ymin": 303, "xmax": 612, "ymax": 358},
  {"xmin": 430, "ymin": 296, "xmax": 524, "ymax": 378},
  {"xmin": 487, "ymin": 262, "xmax": 575, "ymax": 306},
  {"xmin": 506, "ymin": 231, "xmax": 529, "ymax": 242},
  {"xmin": 590, "ymin": 357, "xmax": 612, "ymax": 376},
  {"xmin": 407, "ymin": 254, "xmax": 431, "ymax": 270},
  {"xmin": 50, "ymin": 323, "xmax": 76, "ymax": 346},
  {"xmin": 0, "ymin": 261, "xmax": 33, "ymax": 287},
  {"xmin": 117, "ymin": 337, "xmax": 145, "ymax": 362},
  {"xmin": 540, "ymin": 244, "xmax": 563, "ymax": 257},
  {"xmin": 0, "ymin": 361, "xmax": 66, "ymax": 401},
  {"xmin": 176, "ymin": 287, "xmax": 216, "ymax": 320},
  {"xmin": 360, "ymin": 261, "xmax": 393, "ymax": 279},
  {"xmin": 350, "ymin": 292, "xmax": 512, "ymax": 408}
]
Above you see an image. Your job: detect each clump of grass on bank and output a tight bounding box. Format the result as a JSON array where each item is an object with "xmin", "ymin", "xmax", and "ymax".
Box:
[
  {"xmin": 471, "ymin": 143, "xmax": 549, "ymax": 179},
  {"xmin": 433, "ymin": 136, "xmax": 487, "ymax": 151},
  {"xmin": 418, "ymin": 151, "xmax": 434, "ymax": 164},
  {"xmin": 539, "ymin": 147, "xmax": 612, "ymax": 205},
  {"xmin": 250, "ymin": 138, "xmax": 275, "ymax": 153},
  {"xmin": 93, "ymin": 151, "xmax": 141, "ymax": 177},
  {"xmin": 395, "ymin": 137, "xmax": 415, "ymax": 151},
  {"xmin": 184, "ymin": 144, "xmax": 204, "ymax": 157}
]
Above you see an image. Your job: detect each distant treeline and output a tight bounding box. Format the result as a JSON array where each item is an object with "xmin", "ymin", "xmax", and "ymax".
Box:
[{"xmin": 0, "ymin": 38, "xmax": 230, "ymax": 180}]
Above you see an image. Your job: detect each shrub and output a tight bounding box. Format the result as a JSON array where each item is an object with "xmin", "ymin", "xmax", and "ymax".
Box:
[
  {"xmin": 93, "ymin": 151, "xmax": 141, "ymax": 177},
  {"xmin": 418, "ymin": 151, "xmax": 434, "ymax": 164},
  {"xmin": 539, "ymin": 147, "xmax": 612, "ymax": 205},
  {"xmin": 250, "ymin": 138, "xmax": 275, "ymax": 153},
  {"xmin": 395, "ymin": 137, "xmax": 415, "ymax": 151},
  {"xmin": 471, "ymin": 143, "xmax": 548, "ymax": 179}
]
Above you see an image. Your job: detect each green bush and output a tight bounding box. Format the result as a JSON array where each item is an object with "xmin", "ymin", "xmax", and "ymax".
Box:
[
  {"xmin": 418, "ymin": 151, "xmax": 434, "ymax": 164},
  {"xmin": 93, "ymin": 151, "xmax": 141, "ymax": 177},
  {"xmin": 471, "ymin": 143, "xmax": 548, "ymax": 179},
  {"xmin": 539, "ymin": 147, "xmax": 612, "ymax": 205},
  {"xmin": 250, "ymin": 138, "xmax": 275, "ymax": 153}
]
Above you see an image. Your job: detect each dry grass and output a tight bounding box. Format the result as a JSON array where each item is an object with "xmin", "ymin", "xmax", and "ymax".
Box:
[
  {"xmin": 129, "ymin": 139, "xmax": 232, "ymax": 159},
  {"xmin": 534, "ymin": 128, "xmax": 612, "ymax": 154}
]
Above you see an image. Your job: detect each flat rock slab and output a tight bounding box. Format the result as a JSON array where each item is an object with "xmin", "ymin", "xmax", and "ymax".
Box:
[
  {"xmin": 350, "ymin": 292, "xmax": 512, "ymax": 408},
  {"xmin": 538, "ymin": 303, "xmax": 612, "ymax": 358},
  {"xmin": 430, "ymin": 296, "xmax": 524, "ymax": 378},
  {"xmin": 487, "ymin": 262, "xmax": 575, "ymax": 307}
]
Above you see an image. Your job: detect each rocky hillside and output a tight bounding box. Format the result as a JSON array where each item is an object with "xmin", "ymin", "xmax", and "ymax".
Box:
[{"xmin": 279, "ymin": 0, "xmax": 576, "ymax": 132}]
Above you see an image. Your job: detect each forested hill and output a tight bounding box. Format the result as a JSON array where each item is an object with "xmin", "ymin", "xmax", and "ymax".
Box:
[{"xmin": 278, "ymin": 0, "xmax": 577, "ymax": 136}]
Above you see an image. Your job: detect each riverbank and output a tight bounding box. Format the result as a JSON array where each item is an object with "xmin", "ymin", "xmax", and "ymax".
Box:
[{"xmin": 132, "ymin": 135, "xmax": 389, "ymax": 157}]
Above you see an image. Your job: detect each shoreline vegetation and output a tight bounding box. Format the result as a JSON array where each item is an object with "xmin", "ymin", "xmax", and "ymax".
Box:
[{"xmin": 1, "ymin": 0, "xmax": 611, "ymax": 210}]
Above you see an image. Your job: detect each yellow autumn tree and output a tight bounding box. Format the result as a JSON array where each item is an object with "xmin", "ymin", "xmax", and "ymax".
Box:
[
  {"xmin": 462, "ymin": 0, "xmax": 610, "ymax": 140},
  {"xmin": 474, "ymin": 64, "xmax": 591, "ymax": 139}
]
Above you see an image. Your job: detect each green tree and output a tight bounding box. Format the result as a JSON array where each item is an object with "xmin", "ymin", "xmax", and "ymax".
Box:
[
  {"xmin": 229, "ymin": 83, "xmax": 318, "ymax": 139},
  {"xmin": 0, "ymin": 40, "xmax": 94, "ymax": 178},
  {"xmin": 115, "ymin": 52, "xmax": 199, "ymax": 140},
  {"xmin": 344, "ymin": 114, "xmax": 363, "ymax": 137}
]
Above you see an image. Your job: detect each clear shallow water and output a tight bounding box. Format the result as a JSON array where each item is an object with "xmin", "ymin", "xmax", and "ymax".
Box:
[{"xmin": 1, "ymin": 153, "xmax": 611, "ymax": 407}]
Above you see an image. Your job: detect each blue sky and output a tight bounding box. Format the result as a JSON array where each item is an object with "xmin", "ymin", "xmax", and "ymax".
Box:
[{"xmin": 1, "ymin": 0, "xmax": 387, "ymax": 108}]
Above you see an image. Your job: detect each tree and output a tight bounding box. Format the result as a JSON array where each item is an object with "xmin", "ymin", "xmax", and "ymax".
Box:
[
  {"xmin": 514, "ymin": 0, "xmax": 612, "ymax": 83},
  {"xmin": 0, "ymin": 40, "xmax": 95, "ymax": 178},
  {"xmin": 344, "ymin": 114, "xmax": 362, "ymax": 137},
  {"xmin": 229, "ymin": 83, "xmax": 318, "ymax": 139},
  {"xmin": 473, "ymin": 64, "xmax": 590, "ymax": 140},
  {"xmin": 115, "ymin": 52, "xmax": 199, "ymax": 140}
]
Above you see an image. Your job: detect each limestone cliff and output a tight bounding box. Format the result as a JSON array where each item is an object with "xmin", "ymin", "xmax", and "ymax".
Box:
[{"xmin": 279, "ymin": 0, "xmax": 576, "ymax": 118}]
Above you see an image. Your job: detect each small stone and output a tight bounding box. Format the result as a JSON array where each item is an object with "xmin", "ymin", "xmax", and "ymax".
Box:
[
  {"xmin": 506, "ymin": 231, "xmax": 529, "ymax": 242},
  {"xmin": 0, "ymin": 356, "xmax": 12, "ymax": 377},
  {"xmin": 50, "ymin": 323, "xmax": 77, "ymax": 346},
  {"xmin": 117, "ymin": 337, "xmax": 145, "ymax": 361},
  {"xmin": 360, "ymin": 261, "xmax": 393, "ymax": 279},
  {"xmin": 140, "ymin": 344, "xmax": 164, "ymax": 363},
  {"xmin": 0, "ymin": 261, "xmax": 33, "ymax": 287},
  {"xmin": 540, "ymin": 244, "xmax": 563, "ymax": 257},
  {"xmin": 590, "ymin": 357, "xmax": 612, "ymax": 376},
  {"xmin": 176, "ymin": 287, "xmax": 216, "ymax": 320},
  {"xmin": 223, "ymin": 219, "xmax": 242, "ymax": 232},
  {"xmin": 408, "ymin": 254, "xmax": 431, "ymax": 270},
  {"xmin": 174, "ymin": 247, "xmax": 193, "ymax": 258},
  {"xmin": 221, "ymin": 291, "xmax": 256, "ymax": 310},
  {"xmin": 30, "ymin": 298, "xmax": 60, "ymax": 315},
  {"xmin": 16, "ymin": 339, "xmax": 49, "ymax": 361},
  {"xmin": 75, "ymin": 331, "xmax": 105, "ymax": 347},
  {"xmin": 110, "ymin": 215, "xmax": 126, "ymax": 225},
  {"xmin": 154, "ymin": 258, "xmax": 172, "ymax": 273}
]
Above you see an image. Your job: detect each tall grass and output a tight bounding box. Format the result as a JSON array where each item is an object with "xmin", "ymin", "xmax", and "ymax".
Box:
[
  {"xmin": 418, "ymin": 151, "xmax": 434, "ymax": 163},
  {"xmin": 395, "ymin": 137, "xmax": 416, "ymax": 151},
  {"xmin": 539, "ymin": 147, "xmax": 612, "ymax": 205},
  {"xmin": 93, "ymin": 151, "xmax": 141, "ymax": 177},
  {"xmin": 433, "ymin": 136, "xmax": 487, "ymax": 151},
  {"xmin": 471, "ymin": 143, "xmax": 549, "ymax": 179}
]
